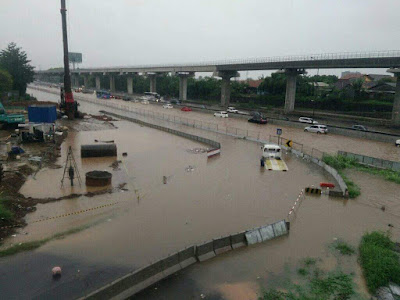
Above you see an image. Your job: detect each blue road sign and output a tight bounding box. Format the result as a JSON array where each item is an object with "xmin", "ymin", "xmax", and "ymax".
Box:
[{"xmin": 277, "ymin": 128, "xmax": 282, "ymax": 135}]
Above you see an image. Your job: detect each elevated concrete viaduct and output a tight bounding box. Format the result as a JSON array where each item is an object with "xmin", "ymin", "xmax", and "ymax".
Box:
[{"xmin": 36, "ymin": 51, "xmax": 400, "ymax": 125}]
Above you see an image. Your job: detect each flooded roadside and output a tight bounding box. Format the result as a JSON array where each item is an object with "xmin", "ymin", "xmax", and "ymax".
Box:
[
  {"xmin": 28, "ymin": 86, "xmax": 400, "ymax": 162},
  {"xmin": 4, "ymin": 87, "xmax": 396, "ymax": 299}
]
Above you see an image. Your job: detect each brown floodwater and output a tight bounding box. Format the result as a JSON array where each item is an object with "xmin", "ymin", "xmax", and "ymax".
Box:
[{"xmin": 6, "ymin": 86, "xmax": 396, "ymax": 299}]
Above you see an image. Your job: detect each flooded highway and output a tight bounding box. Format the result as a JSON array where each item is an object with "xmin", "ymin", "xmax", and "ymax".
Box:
[{"xmin": 0, "ymin": 87, "xmax": 397, "ymax": 299}]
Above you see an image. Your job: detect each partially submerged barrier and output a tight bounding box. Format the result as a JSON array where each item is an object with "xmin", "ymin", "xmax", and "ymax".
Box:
[
  {"xmin": 80, "ymin": 219, "xmax": 288, "ymax": 300},
  {"xmin": 99, "ymin": 110, "xmax": 221, "ymax": 150}
]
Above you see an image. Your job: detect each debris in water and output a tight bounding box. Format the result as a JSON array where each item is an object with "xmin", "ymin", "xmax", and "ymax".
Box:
[
  {"xmin": 163, "ymin": 176, "xmax": 167, "ymax": 184},
  {"xmin": 122, "ymin": 152, "xmax": 127, "ymax": 157},
  {"xmin": 187, "ymin": 148, "xmax": 207, "ymax": 154},
  {"xmin": 110, "ymin": 160, "xmax": 122, "ymax": 170},
  {"xmin": 185, "ymin": 165, "xmax": 195, "ymax": 172},
  {"xmin": 94, "ymin": 139, "xmax": 115, "ymax": 143},
  {"xmin": 52, "ymin": 266, "xmax": 62, "ymax": 278}
]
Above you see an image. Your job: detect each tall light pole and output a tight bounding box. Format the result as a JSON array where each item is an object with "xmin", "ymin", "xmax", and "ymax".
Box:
[{"xmin": 60, "ymin": 0, "xmax": 74, "ymax": 119}]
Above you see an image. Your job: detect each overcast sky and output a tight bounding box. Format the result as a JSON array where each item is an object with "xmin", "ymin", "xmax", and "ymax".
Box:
[{"xmin": 1, "ymin": 0, "xmax": 399, "ymax": 77}]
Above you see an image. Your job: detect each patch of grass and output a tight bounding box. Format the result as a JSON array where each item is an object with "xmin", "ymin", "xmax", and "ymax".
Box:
[
  {"xmin": 333, "ymin": 241, "xmax": 355, "ymax": 255},
  {"xmin": 297, "ymin": 268, "xmax": 308, "ymax": 276},
  {"xmin": 359, "ymin": 231, "xmax": 400, "ymax": 293},
  {"xmin": 0, "ymin": 197, "xmax": 14, "ymax": 221},
  {"xmin": 260, "ymin": 269, "xmax": 357, "ymax": 300},
  {"xmin": 323, "ymin": 154, "xmax": 400, "ymax": 198},
  {"xmin": 303, "ymin": 257, "xmax": 317, "ymax": 266},
  {"xmin": 323, "ymin": 155, "xmax": 361, "ymax": 198},
  {"xmin": 0, "ymin": 222, "xmax": 97, "ymax": 257}
]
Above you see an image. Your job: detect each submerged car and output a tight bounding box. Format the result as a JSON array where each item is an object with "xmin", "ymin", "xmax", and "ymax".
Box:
[
  {"xmin": 299, "ymin": 117, "xmax": 318, "ymax": 124},
  {"xmin": 304, "ymin": 125, "xmax": 328, "ymax": 134},
  {"xmin": 141, "ymin": 100, "xmax": 149, "ymax": 105},
  {"xmin": 248, "ymin": 116, "xmax": 267, "ymax": 124},
  {"xmin": 163, "ymin": 104, "xmax": 173, "ymax": 109},
  {"xmin": 214, "ymin": 111, "xmax": 229, "ymax": 118},
  {"xmin": 181, "ymin": 106, "xmax": 192, "ymax": 111},
  {"xmin": 396, "ymin": 139, "xmax": 400, "ymax": 147}
]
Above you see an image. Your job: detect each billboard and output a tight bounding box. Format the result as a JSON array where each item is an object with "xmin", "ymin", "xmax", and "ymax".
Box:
[{"xmin": 68, "ymin": 52, "xmax": 82, "ymax": 63}]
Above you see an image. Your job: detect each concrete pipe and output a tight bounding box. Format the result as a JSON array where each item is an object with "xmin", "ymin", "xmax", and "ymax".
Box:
[{"xmin": 81, "ymin": 144, "xmax": 117, "ymax": 158}]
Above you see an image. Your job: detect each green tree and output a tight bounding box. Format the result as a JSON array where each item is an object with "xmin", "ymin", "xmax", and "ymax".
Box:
[
  {"xmin": 0, "ymin": 69, "xmax": 13, "ymax": 93},
  {"xmin": 351, "ymin": 78, "xmax": 364, "ymax": 99},
  {"xmin": 0, "ymin": 43, "xmax": 35, "ymax": 95}
]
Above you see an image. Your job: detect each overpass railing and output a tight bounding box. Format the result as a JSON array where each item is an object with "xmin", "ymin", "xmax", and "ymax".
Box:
[{"xmin": 47, "ymin": 50, "xmax": 400, "ymax": 71}]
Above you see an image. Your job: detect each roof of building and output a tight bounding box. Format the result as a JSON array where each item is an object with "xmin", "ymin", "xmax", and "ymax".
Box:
[
  {"xmin": 340, "ymin": 73, "xmax": 364, "ymax": 80},
  {"xmin": 247, "ymin": 79, "xmax": 263, "ymax": 88},
  {"xmin": 309, "ymin": 82, "xmax": 330, "ymax": 87},
  {"xmin": 366, "ymin": 74, "xmax": 393, "ymax": 81}
]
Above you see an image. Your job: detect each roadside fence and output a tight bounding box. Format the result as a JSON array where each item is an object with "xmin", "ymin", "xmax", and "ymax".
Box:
[{"xmin": 338, "ymin": 151, "xmax": 400, "ymax": 172}]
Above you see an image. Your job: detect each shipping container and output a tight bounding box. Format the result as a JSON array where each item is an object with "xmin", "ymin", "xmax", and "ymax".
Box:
[{"xmin": 28, "ymin": 105, "xmax": 57, "ymax": 123}]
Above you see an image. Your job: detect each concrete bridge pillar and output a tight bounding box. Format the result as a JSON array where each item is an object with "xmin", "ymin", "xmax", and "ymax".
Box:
[
  {"xmin": 178, "ymin": 72, "xmax": 194, "ymax": 101},
  {"xmin": 388, "ymin": 68, "xmax": 400, "ymax": 126},
  {"xmin": 95, "ymin": 76, "xmax": 101, "ymax": 90},
  {"xmin": 215, "ymin": 71, "xmax": 240, "ymax": 106},
  {"xmin": 109, "ymin": 75, "xmax": 116, "ymax": 92},
  {"xmin": 83, "ymin": 75, "xmax": 89, "ymax": 88},
  {"xmin": 127, "ymin": 76, "xmax": 134, "ymax": 94},
  {"xmin": 283, "ymin": 69, "xmax": 305, "ymax": 114},
  {"xmin": 148, "ymin": 74, "xmax": 157, "ymax": 93}
]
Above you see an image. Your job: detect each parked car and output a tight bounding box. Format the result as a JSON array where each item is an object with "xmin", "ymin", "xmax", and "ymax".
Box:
[
  {"xmin": 299, "ymin": 117, "xmax": 318, "ymax": 124},
  {"xmin": 141, "ymin": 100, "xmax": 149, "ymax": 105},
  {"xmin": 181, "ymin": 106, "xmax": 192, "ymax": 112},
  {"xmin": 352, "ymin": 125, "xmax": 367, "ymax": 131},
  {"xmin": 214, "ymin": 111, "xmax": 229, "ymax": 118},
  {"xmin": 163, "ymin": 104, "xmax": 173, "ymax": 109},
  {"xmin": 304, "ymin": 125, "xmax": 328, "ymax": 134},
  {"xmin": 396, "ymin": 139, "xmax": 400, "ymax": 147},
  {"xmin": 227, "ymin": 107, "xmax": 239, "ymax": 113},
  {"xmin": 248, "ymin": 115, "xmax": 267, "ymax": 124}
]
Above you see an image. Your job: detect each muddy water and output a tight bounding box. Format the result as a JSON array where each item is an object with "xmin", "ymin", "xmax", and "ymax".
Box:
[
  {"xmin": 6, "ymin": 87, "xmax": 396, "ymax": 299},
  {"xmin": 29, "ymin": 86, "xmax": 400, "ymax": 161}
]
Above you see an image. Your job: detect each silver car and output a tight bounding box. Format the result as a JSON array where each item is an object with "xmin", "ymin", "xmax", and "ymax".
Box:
[{"xmin": 304, "ymin": 125, "xmax": 328, "ymax": 134}]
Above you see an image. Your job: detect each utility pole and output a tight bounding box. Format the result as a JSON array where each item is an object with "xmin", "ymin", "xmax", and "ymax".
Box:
[{"xmin": 60, "ymin": 0, "xmax": 74, "ymax": 119}]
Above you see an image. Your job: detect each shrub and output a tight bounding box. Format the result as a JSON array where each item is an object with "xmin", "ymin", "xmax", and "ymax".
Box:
[{"xmin": 359, "ymin": 232, "xmax": 400, "ymax": 293}]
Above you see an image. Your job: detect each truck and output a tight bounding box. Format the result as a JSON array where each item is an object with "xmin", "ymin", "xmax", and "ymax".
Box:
[{"xmin": 0, "ymin": 102, "xmax": 25, "ymax": 125}]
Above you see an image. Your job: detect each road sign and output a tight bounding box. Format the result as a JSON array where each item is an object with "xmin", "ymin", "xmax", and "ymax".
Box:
[
  {"xmin": 68, "ymin": 52, "xmax": 82, "ymax": 63},
  {"xmin": 286, "ymin": 140, "xmax": 293, "ymax": 148},
  {"xmin": 277, "ymin": 128, "xmax": 282, "ymax": 136}
]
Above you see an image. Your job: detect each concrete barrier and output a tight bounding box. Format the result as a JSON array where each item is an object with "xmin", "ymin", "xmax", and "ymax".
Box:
[
  {"xmin": 245, "ymin": 228, "xmax": 263, "ymax": 245},
  {"xmin": 230, "ymin": 231, "xmax": 247, "ymax": 249},
  {"xmin": 160, "ymin": 252, "xmax": 181, "ymax": 277},
  {"xmin": 196, "ymin": 240, "xmax": 216, "ymax": 262},
  {"xmin": 272, "ymin": 220, "xmax": 288, "ymax": 237},
  {"xmin": 178, "ymin": 246, "xmax": 197, "ymax": 268},
  {"xmin": 259, "ymin": 224, "xmax": 275, "ymax": 241},
  {"xmin": 213, "ymin": 235, "xmax": 233, "ymax": 255}
]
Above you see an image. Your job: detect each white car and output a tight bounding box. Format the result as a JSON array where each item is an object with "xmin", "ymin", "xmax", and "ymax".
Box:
[
  {"xmin": 214, "ymin": 111, "xmax": 229, "ymax": 118},
  {"xmin": 141, "ymin": 100, "xmax": 149, "ymax": 105},
  {"xmin": 227, "ymin": 107, "xmax": 239, "ymax": 113},
  {"xmin": 299, "ymin": 117, "xmax": 318, "ymax": 124},
  {"xmin": 304, "ymin": 125, "xmax": 328, "ymax": 134},
  {"xmin": 396, "ymin": 139, "xmax": 400, "ymax": 147},
  {"xmin": 163, "ymin": 104, "xmax": 173, "ymax": 109}
]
